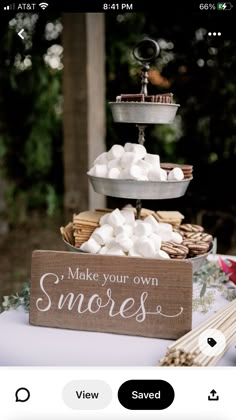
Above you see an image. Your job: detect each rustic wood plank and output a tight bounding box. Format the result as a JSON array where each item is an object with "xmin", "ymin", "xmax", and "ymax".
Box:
[{"xmin": 30, "ymin": 250, "xmax": 193, "ymax": 339}]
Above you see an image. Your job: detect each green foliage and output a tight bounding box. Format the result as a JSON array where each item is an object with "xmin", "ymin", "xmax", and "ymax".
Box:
[
  {"xmin": 193, "ymin": 260, "xmax": 230, "ymax": 297},
  {"xmin": 1, "ymin": 282, "xmax": 30, "ymax": 312},
  {"xmin": 45, "ymin": 184, "xmax": 60, "ymax": 216},
  {"xmin": 105, "ymin": 12, "xmax": 236, "ymax": 213},
  {"xmin": 0, "ymin": 13, "xmax": 63, "ymax": 220}
]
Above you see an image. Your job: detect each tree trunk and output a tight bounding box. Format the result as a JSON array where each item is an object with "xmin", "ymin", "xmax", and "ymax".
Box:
[{"xmin": 62, "ymin": 13, "xmax": 105, "ymax": 217}]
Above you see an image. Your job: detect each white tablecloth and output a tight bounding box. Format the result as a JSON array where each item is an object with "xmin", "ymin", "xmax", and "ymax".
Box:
[{"xmin": 0, "ymin": 255, "xmax": 235, "ymax": 366}]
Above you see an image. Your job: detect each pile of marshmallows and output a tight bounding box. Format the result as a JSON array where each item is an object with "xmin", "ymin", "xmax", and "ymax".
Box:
[
  {"xmin": 88, "ymin": 143, "xmax": 184, "ymax": 181},
  {"xmin": 80, "ymin": 208, "xmax": 183, "ymax": 258}
]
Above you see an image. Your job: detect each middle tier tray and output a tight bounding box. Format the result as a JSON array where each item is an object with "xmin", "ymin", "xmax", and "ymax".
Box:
[{"xmin": 88, "ymin": 173, "xmax": 192, "ymax": 199}]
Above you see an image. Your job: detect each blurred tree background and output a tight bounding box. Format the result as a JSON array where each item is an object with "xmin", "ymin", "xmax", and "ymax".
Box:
[
  {"xmin": 0, "ymin": 12, "xmax": 63, "ymax": 222},
  {"xmin": 0, "ymin": 10, "xmax": 235, "ymax": 255}
]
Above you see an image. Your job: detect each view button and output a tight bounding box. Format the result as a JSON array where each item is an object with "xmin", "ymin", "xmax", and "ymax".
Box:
[{"xmin": 62, "ymin": 380, "xmax": 112, "ymax": 410}]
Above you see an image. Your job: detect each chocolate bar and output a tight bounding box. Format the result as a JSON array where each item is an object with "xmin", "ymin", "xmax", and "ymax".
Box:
[
  {"xmin": 144, "ymin": 95, "xmax": 155, "ymax": 102},
  {"xmin": 155, "ymin": 93, "xmax": 174, "ymax": 104},
  {"xmin": 120, "ymin": 94, "xmax": 145, "ymax": 102}
]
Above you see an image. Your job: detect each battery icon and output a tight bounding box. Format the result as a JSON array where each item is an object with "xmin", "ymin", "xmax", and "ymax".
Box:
[{"xmin": 217, "ymin": 2, "xmax": 233, "ymax": 10}]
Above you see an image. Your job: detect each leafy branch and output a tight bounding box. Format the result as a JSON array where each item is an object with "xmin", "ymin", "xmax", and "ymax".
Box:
[
  {"xmin": 1, "ymin": 282, "xmax": 30, "ymax": 312},
  {"xmin": 193, "ymin": 260, "xmax": 230, "ymax": 297}
]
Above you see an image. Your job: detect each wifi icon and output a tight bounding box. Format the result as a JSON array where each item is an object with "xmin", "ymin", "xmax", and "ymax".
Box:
[{"xmin": 39, "ymin": 2, "xmax": 49, "ymax": 9}]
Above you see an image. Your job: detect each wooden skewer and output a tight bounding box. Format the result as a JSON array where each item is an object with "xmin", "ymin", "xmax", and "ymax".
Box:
[
  {"xmin": 181, "ymin": 308, "xmax": 236, "ymax": 353},
  {"xmin": 160, "ymin": 299, "xmax": 236, "ymax": 367},
  {"xmin": 167, "ymin": 300, "xmax": 236, "ymax": 351}
]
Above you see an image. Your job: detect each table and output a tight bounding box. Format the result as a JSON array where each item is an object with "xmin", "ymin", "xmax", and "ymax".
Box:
[{"xmin": 0, "ymin": 255, "xmax": 235, "ymax": 366}]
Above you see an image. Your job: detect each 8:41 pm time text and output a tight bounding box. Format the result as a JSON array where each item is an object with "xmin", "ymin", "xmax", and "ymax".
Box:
[{"xmin": 103, "ymin": 3, "xmax": 134, "ymax": 10}]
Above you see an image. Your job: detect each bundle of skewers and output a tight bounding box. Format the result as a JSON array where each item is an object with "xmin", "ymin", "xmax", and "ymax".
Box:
[{"xmin": 159, "ymin": 299, "xmax": 236, "ymax": 366}]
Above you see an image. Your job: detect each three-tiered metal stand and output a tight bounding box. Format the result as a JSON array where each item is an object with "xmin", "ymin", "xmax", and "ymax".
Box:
[
  {"xmin": 88, "ymin": 38, "xmax": 192, "ymax": 219},
  {"xmin": 86, "ymin": 38, "xmax": 213, "ymax": 272}
]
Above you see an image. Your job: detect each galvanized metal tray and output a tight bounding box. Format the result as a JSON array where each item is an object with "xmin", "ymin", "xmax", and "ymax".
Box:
[
  {"xmin": 109, "ymin": 102, "xmax": 180, "ymax": 124},
  {"xmin": 62, "ymin": 238, "xmax": 212, "ymax": 274},
  {"xmin": 187, "ymin": 246, "xmax": 213, "ymax": 273},
  {"xmin": 88, "ymin": 174, "xmax": 192, "ymax": 200}
]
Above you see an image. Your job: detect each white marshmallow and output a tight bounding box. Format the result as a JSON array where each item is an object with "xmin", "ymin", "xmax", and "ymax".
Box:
[
  {"xmin": 124, "ymin": 142, "xmax": 134, "ymax": 152},
  {"xmin": 87, "ymin": 166, "xmax": 96, "ymax": 176},
  {"xmin": 132, "ymin": 235, "xmax": 147, "ymax": 252},
  {"xmin": 158, "ymin": 230, "xmax": 173, "ymax": 242},
  {"xmin": 99, "ymin": 246, "xmax": 109, "ymax": 255},
  {"xmin": 132, "ymin": 234, "xmax": 146, "ymax": 243},
  {"xmin": 108, "ymin": 167, "xmax": 121, "ymax": 179},
  {"xmin": 107, "ymin": 208, "xmax": 125, "ymax": 227},
  {"xmin": 107, "ymin": 158, "xmax": 121, "ymax": 169},
  {"xmin": 129, "ymin": 144, "xmax": 146, "ymax": 159},
  {"xmin": 115, "ymin": 224, "xmax": 133, "ymax": 237},
  {"xmin": 168, "ymin": 167, "xmax": 184, "ymax": 181},
  {"xmin": 139, "ymin": 175, "xmax": 149, "ymax": 181},
  {"xmin": 156, "ymin": 223, "xmax": 173, "ymax": 242},
  {"xmin": 156, "ymin": 250, "xmax": 170, "ymax": 259},
  {"xmin": 120, "ymin": 165, "xmax": 143, "ymax": 180},
  {"xmin": 115, "ymin": 233, "xmax": 133, "ymax": 252},
  {"xmin": 160, "ymin": 168, "xmax": 168, "ymax": 181},
  {"xmin": 134, "ymin": 144, "xmax": 147, "ymax": 159},
  {"xmin": 134, "ymin": 220, "xmax": 152, "ymax": 237},
  {"xmin": 91, "ymin": 224, "xmax": 114, "ymax": 245},
  {"xmin": 119, "ymin": 169, "xmax": 131, "ymax": 180},
  {"xmin": 144, "ymin": 153, "xmax": 160, "ymax": 167},
  {"xmin": 128, "ymin": 248, "xmax": 142, "ymax": 257},
  {"xmin": 149, "ymin": 233, "xmax": 162, "ymax": 252},
  {"xmin": 149, "ymin": 167, "xmax": 167, "ymax": 181},
  {"xmin": 92, "ymin": 164, "xmax": 108, "ymax": 178},
  {"xmin": 129, "ymin": 165, "xmax": 144, "ymax": 179},
  {"xmin": 120, "ymin": 152, "xmax": 139, "ymax": 168},
  {"xmin": 148, "ymin": 167, "xmax": 162, "ymax": 181},
  {"xmin": 99, "ymin": 213, "xmax": 110, "ymax": 226},
  {"xmin": 106, "ymin": 238, "xmax": 118, "ymax": 249},
  {"xmin": 107, "ymin": 144, "xmax": 124, "ymax": 160},
  {"xmin": 80, "ymin": 237, "xmax": 101, "ymax": 254},
  {"xmin": 135, "ymin": 238, "xmax": 156, "ymax": 258},
  {"xmin": 124, "ymin": 143, "xmax": 146, "ymax": 159},
  {"xmin": 105, "ymin": 246, "xmax": 125, "ymax": 256},
  {"xmin": 136, "ymin": 159, "xmax": 152, "ymax": 176},
  {"xmin": 171, "ymin": 231, "xmax": 183, "ymax": 244},
  {"xmin": 143, "ymin": 215, "xmax": 159, "ymax": 232},
  {"xmin": 93, "ymin": 152, "xmax": 108, "ymax": 165},
  {"xmin": 120, "ymin": 209, "xmax": 135, "ymax": 224},
  {"xmin": 156, "ymin": 222, "xmax": 172, "ymax": 233},
  {"xmin": 122, "ymin": 204, "xmax": 134, "ymax": 209}
]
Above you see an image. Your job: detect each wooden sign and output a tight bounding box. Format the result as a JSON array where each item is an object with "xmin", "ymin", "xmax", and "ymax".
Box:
[{"xmin": 29, "ymin": 250, "xmax": 193, "ymax": 339}]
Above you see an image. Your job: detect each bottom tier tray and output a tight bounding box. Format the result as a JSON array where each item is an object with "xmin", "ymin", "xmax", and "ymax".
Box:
[
  {"xmin": 62, "ymin": 238, "xmax": 213, "ymax": 274},
  {"xmin": 88, "ymin": 174, "xmax": 192, "ymax": 199}
]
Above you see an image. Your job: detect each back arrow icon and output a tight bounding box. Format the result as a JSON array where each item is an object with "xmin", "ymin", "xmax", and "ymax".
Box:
[{"xmin": 18, "ymin": 29, "xmax": 24, "ymax": 40}]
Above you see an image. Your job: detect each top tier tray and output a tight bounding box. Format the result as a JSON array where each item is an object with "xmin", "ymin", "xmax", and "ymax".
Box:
[{"xmin": 109, "ymin": 102, "xmax": 180, "ymax": 124}]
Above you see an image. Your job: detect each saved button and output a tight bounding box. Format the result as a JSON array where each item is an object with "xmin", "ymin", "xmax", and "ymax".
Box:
[{"xmin": 118, "ymin": 380, "xmax": 175, "ymax": 410}]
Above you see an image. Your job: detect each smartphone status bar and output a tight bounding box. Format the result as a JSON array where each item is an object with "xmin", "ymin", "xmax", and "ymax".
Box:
[{"xmin": 0, "ymin": 0, "xmax": 229, "ymax": 14}]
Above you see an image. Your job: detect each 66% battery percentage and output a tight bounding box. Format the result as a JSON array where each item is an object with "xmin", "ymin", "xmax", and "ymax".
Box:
[{"xmin": 199, "ymin": 3, "xmax": 216, "ymax": 9}]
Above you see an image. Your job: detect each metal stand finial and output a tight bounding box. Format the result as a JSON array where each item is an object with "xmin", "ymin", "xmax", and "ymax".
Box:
[
  {"xmin": 133, "ymin": 38, "xmax": 160, "ymax": 220},
  {"xmin": 133, "ymin": 37, "xmax": 160, "ymax": 97}
]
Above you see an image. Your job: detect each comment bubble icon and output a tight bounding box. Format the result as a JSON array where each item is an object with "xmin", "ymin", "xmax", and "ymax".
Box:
[{"xmin": 15, "ymin": 387, "xmax": 30, "ymax": 403}]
